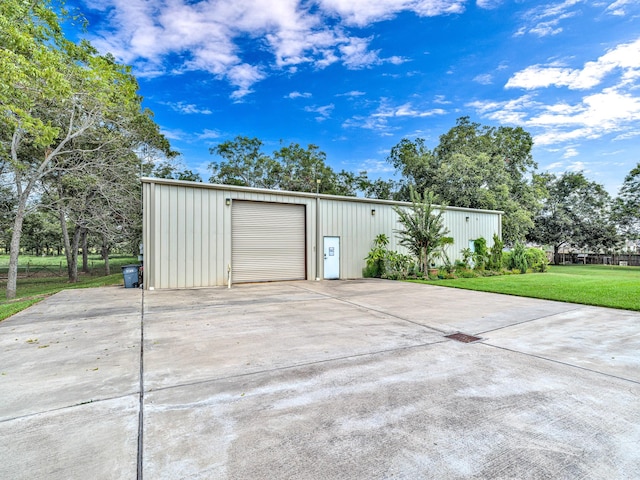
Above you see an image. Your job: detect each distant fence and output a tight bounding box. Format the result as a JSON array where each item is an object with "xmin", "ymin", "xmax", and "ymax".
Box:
[
  {"xmin": 0, "ymin": 261, "xmax": 126, "ymax": 279},
  {"xmin": 552, "ymin": 253, "xmax": 640, "ymax": 266}
]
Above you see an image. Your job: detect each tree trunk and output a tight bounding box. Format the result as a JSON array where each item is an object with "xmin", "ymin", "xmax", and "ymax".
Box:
[
  {"xmin": 101, "ymin": 236, "xmax": 111, "ymax": 276},
  {"xmin": 81, "ymin": 228, "xmax": 89, "ymax": 273},
  {"xmin": 6, "ymin": 200, "xmax": 28, "ymax": 299},
  {"xmin": 58, "ymin": 209, "xmax": 80, "ymax": 283},
  {"xmin": 553, "ymin": 245, "xmax": 560, "ymax": 265},
  {"xmin": 69, "ymin": 226, "xmax": 82, "ymax": 283}
]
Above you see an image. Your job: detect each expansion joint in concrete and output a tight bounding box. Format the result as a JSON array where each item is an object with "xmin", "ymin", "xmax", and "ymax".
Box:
[
  {"xmin": 484, "ymin": 343, "xmax": 640, "ymax": 386},
  {"xmin": 137, "ymin": 289, "xmax": 145, "ymax": 480}
]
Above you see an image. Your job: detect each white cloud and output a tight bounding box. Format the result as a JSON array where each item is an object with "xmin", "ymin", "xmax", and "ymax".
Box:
[
  {"xmin": 476, "ymin": 0, "xmax": 502, "ymax": 9},
  {"xmin": 544, "ymin": 161, "xmax": 565, "ymax": 170},
  {"xmin": 160, "ymin": 128, "xmax": 187, "ymax": 141},
  {"xmin": 343, "ymin": 99, "xmax": 446, "ymax": 134},
  {"xmin": 304, "ymin": 104, "xmax": 335, "ymax": 121},
  {"xmin": 433, "ymin": 95, "xmax": 451, "ymax": 104},
  {"xmin": 506, "ymin": 38, "xmax": 640, "ymax": 90},
  {"xmin": 387, "ymin": 55, "xmax": 409, "ymax": 65},
  {"xmin": 473, "ymin": 73, "xmax": 493, "ymax": 85},
  {"xmin": 286, "ymin": 91, "xmax": 312, "ymax": 99},
  {"xmin": 566, "ymin": 160, "xmax": 589, "ymax": 172},
  {"xmin": 339, "ymin": 36, "xmax": 382, "ymax": 69},
  {"xmin": 613, "ymin": 131, "xmax": 640, "ymax": 141},
  {"xmin": 84, "ymin": 0, "xmax": 469, "ymax": 97},
  {"xmin": 562, "ymin": 147, "xmax": 579, "ymax": 159},
  {"xmin": 515, "ymin": 0, "xmax": 581, "ymax": 37},
  {"xmin": 164, "ymin": 102, "xmax": 212, "ymax": 114},
  {"xmin": 373, "ymin": 101, "xmax": 446, "ymax": 119},
  {"xmin": 358, "ymin": 159, "xmax": 395, "ymax": 174},
  {"xmin": 606, "ymin": 0, "xmax": 636, "ymax": 16},
  {"xmin": 470, "ymin": 88, "xmax": 640, "ymax": 146},
  {"xmin": 198, "ymin": 129, "xmax": 222, "ymax": 140},
  {"xmin": 336, "ymin": 90, "xmax": 366, "ymax": 97},
  {"xmin": 318, "ymin": 0, "xmax": 465, "ymax": 26}
]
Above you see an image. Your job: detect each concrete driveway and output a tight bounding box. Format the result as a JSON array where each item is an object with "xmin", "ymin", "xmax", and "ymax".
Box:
[{"xmin": 1, "ymin": 280, "xmax": 639, "ymax": 479}]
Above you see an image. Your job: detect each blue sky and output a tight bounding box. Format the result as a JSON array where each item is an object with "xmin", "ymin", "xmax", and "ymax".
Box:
[{"xmin": 66, "ymin": 0, "xmax": 640, "ymax": 195}]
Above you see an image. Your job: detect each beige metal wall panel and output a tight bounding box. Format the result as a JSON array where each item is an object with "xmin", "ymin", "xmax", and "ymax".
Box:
[
  {"xmin": 316, "ymin": 199, "xmax": 502, "ymax": 278},
  {"xmin": 443, "ymin": 209, "xmax": 502, "ymax": 260},
  {"xmin": 143, "ymin": 182, "xmax": 227, "ymax": 289},
  {"xmin": 318, "ymin": 199, "xmax": 406, "ymax": 279},
  {"xmin": 142, "ymin": 178, "xmax": 502, "ymax": 288},
  {"xmin": 143, "ymin": 180, "xmax": 317, "ymax": 289},
  {"xmin": 231, "ymin": 201, "xmax": 306, "ymax": 282}
]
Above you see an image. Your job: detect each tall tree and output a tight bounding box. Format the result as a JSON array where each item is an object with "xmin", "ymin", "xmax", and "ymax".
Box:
[
  {"xmin": 209, "ymin": 137, "xmax": 376, "ymax": 197},
  {"xmin": 530, "ymin": 172, "xmax": 619, "ymax": 263},
  {"xmin": 151, "ymin": 160, "xmax": 202, "ymax": 182},
  {"xmin": 614, "ymin": 163, "xmax": 640, "ymax": 238},
  {"xmin": 209, "ymin": 136, "xmax": 281, "ymax": 188},
  {"xmin": 1, "ymin": 1, "xmax": 172, "ymax": 297},
  {"xmin": 387, "ymin": 117, "xmax": 540, "ymax": 245}
]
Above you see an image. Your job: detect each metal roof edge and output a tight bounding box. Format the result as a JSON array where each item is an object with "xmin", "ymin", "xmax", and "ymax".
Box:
[{"xmin": 140, "ymin": 177, "xmax": 504, "ymax": 215}]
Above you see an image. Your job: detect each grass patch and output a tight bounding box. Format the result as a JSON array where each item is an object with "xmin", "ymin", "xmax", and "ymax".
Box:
[
  {"xmin": 0, "ymin": 255, "xmax": 138, "ymax": 321},
  {"xmin": 410, "ymin": 264, "xmax": 640, "ymax": 311}
]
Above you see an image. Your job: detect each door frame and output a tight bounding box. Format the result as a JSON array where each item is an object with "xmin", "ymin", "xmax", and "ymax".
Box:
[{"xmin": 323, "ymin": 236, "xmax": 340, "ymax": 279}]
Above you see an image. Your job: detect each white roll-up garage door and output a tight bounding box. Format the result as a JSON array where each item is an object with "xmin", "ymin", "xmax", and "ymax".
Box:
[{"xmin": 232, "ymin": 201, "xmax": 306, "ymax": 283}]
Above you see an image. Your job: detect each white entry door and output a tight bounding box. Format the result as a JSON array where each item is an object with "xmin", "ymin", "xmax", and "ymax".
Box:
[{"xmin": 323, "ymin": 237, "xmax": 340, "ymax": 279}]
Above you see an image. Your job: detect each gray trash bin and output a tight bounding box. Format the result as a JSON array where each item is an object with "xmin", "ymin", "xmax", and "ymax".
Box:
[{"xmin": 121, "ymin": 264, "xmax": 140, "ymax": 288}]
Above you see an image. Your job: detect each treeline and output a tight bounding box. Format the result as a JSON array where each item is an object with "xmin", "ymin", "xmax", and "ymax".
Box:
[
  {"xmin": 207, "ymin": 119, "xmax": 640, "ymax": 257},
  {"xmin": 1, "ymin": 1, "xmax": 175, "ymax": 298}
]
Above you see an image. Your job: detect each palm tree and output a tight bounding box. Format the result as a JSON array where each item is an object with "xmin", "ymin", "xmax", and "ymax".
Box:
[{"xmin": 394, "ymin": 188, "xmax": 450, "ymax": 274}]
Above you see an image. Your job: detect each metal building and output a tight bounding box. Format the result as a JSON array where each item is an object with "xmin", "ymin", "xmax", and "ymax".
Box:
[{"xmin": 142, "ymin": 178, "xmax": 502, "ymax": 289}]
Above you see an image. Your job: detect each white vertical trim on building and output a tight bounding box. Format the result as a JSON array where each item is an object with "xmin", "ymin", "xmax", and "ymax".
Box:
[{"xmin": 231, "ymin": 200, "xmax": 306, "ymax": 283}]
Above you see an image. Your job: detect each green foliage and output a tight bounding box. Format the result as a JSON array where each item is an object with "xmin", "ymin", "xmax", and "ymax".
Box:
[
  {"xmin": 613, "ymin": 162, "xmax": 640, "ymax": 238},
  {"xmin": 488, "ymin": 234, "xmax": 504, "ymax": 270},
  {"xmin": 394, "ymin": 188, "xmax": 450, "ymax": 274},
  {"xmin": 2, "ymin": 1, "xmax": 173, "ymax": 298},
  {"xmin": 150, "ymin": 161, "xmax": 202, "ymax": 182},
  {"xmin": 381, "ymin": 251, "xmax": 416, "ymax": 280},
  {"xmin": 388, "ymin": 117, "xmax": 539, "ymax": 245},
  {"xmin": 363, "ymin": 234, "xmax": 390, "ymax": 278},
  {"xmin": 472, "ymin": 237, "xmax": 488, "ymax": 270},
  {"xmin": 530, "ymin": 172, "xmax": 619, "ymax": 262},
  {"xmin": 208, "ymin": 136, "xmax": 395, "ymax": 198},
  {"xmin": 509, "ymin": 242, "xmax": 529, "ymax": 274},
  {"xmin": 526, "ymin": 247, "xmax": 548, "ymax": 273},
  {"xmin": 413, "ymin": 265, "xmax": 639, "ymax": 311},
  {"xmin": 460, "ymin": 248, "xmax": 473, "ymax": 269}
]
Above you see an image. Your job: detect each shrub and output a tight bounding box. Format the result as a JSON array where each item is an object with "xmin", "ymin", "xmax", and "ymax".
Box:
[
  {"xmin": 457, "ymin": 268, "xmax": 479, "ymax": 278},
  {"xmin": 488, "ymin": 234, "xmax": 504, "ymax": 270},
  {"xmin": 473, "ymin": 237, "xmax": 488, "ymax": 270},
  {"xmin": 460, "ymin": 248, "xmax": 473, "ymax": 269},
  {"xmin": 509, "ymin": 242, "xmax": 528, "ymax": 274},
  {"xmin": 526, "ymin": 247, "xmax": 548, "ymax": 273},
  {"xmin": 383, "ymin": 251, "xmax": 416, "ymax": 280},
  {"xmin": 363, "ymin": 234, "xmax": 390, "ymax": 278}
]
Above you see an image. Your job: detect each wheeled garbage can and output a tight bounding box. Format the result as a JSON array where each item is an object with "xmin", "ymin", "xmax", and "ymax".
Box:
[{"xmin": 121, "ymin": 264, "xmax": 140, "ymax": 288}]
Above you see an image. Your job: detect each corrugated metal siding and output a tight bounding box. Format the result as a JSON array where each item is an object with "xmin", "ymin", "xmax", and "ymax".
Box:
[
  {"xmin": 319, "ymin": 199, "xmax": 405, "ymax": 279},
  {"xmin": 317, "ymin": 200, "xmax": 501, "ymax": 278},
  {"xmin": 232, "ymin": 201, "xmax": 306, "ymax": 282},
  {"xmin": 142, "ymin": 179, "xmax": 501, "ymax": 288},
  {"xmin": 146, "ymin": 184, "xmax": 227, "ymax": 289},
  {"xmin": 143, "ymin": 181, "xmax": 316, "ymax": 289}
]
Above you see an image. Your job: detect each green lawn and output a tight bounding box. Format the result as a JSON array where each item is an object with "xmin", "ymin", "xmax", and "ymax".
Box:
[
  {"xmin": 0, "ymin": 255, "xmax": 138, "ymax": 321},
  {"xmin": 411, "ymin": 265, "xmax": 640, "ymax": 311}
]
